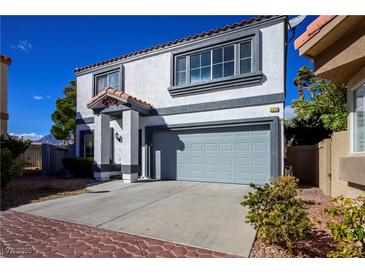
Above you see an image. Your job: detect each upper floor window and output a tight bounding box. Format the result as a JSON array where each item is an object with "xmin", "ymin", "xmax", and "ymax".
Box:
[
  {"xmin": 240, "ymin": 41, "xmax": 252, "ymax": 74},
  {"xmin": 354, "ymin": 84, "xmax": 365, "ymax": 153},
  {"xmin": 190, "ymin": 51, "xmax": 211, "ymax": 83},
  {"xmin": 212, "ymin": 45, "xmax": 235, "ymax": 79},
  {"xmin": 95, "ymin": 70, "xmax": 120, "ymax": 94},
  {"xmin": 176, "ymin": 57, "xmax": 187, "ymax": 86},
  {"xmin": 174, "ymin": 40, "xmax": 253, "ymax": 87}
]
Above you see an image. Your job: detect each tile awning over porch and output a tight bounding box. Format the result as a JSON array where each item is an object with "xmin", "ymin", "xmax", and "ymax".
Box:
[{"xmin": 86, "ymin": 87, "xmax": 152, "ymax": 115}]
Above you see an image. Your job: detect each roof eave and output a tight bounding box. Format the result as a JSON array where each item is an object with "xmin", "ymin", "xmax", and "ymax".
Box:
[{"xmin": 75, "ymin": 15, "xmax": 287, "ymax": 76}]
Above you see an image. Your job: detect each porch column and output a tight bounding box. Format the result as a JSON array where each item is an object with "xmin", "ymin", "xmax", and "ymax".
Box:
[
  {"xmin": 121, "ymin": 109, "xmax": 139, "ymax": 183},
  {"xmin": 93, "ymin": 113, "xmax": 111, "ymax": 181}
]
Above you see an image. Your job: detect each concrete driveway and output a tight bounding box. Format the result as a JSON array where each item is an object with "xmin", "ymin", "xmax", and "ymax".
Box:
[{"xmin": 12, "ymin": 180, "xmax": 256, "ymax": 257}]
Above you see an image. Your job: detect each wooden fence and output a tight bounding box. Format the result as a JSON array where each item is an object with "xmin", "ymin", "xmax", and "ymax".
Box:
[{"xmin": 285, "ymin": 131, "xmax": 348, "ymax": 197}]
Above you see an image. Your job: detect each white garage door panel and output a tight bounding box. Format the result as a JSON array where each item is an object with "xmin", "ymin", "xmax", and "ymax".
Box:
[{"xmin": 152, "ymin": 125, "xmax": 270, "ymax": 184}]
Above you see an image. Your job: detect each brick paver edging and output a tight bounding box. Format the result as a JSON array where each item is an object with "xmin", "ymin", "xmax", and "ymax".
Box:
[{"xmin": 0, "ymin": 211, "xmax": 239, "ymax": 258}]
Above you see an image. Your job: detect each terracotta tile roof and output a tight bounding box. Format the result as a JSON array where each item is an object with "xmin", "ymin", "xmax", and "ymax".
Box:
[
  {"xmin": 0, "ymin": 55, "xmax": 12, "ymax": 65},
  {"xmin": 86, "ymin": 87, "xmax": 152, "ymax": 109},
  {"xmin": 75, "ymin": 15, "xmax": 275, "ymax": 73},
  {"xmin": 294, "ymin": 16, "xmax": 336, "ymax": 49}
]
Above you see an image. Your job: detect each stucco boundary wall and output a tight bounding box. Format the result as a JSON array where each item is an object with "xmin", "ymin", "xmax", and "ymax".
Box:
[{"xmin": 285, "ymin": 131, "xmax": 360, "ymax": 198}]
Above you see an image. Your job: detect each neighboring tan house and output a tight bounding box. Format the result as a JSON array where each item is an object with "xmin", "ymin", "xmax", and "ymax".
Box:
[
  {"xmin": 295, "ymin": 15, "xmax": 365, "ymax": 197},
  {"xmin": 0, "ymin": 55, "xmax": 11, "ymax": 136},
  {"xmin": 75, "ymin": 16, "xmax": 287, "ymax": 183}
]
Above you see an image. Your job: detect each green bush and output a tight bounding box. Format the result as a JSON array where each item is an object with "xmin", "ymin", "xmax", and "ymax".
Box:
[
  {"xmin": 0, "ymin": 135, "xmax": 31, "ymax": 187},
  {"xmin": 326, "ymin": 196, "xmax": 365, "ymax": 258},
  {"xmin": 241, "ymin": 175, "xmax": 312, "ymax": 252},
  {"xmin": 62, "ymin": 157, "xmax": 94, "ymax": 178}
]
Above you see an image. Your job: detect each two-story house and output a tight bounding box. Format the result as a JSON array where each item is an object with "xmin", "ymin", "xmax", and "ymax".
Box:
[{"xmin": 75, "ymin": 15, "xmax": 287, "ymax": 184}]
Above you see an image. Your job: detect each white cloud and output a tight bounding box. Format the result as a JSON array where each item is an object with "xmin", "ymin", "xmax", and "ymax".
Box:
[
  {"xmin": 33, "ymin": 95, "xmax": 44, "ymax": 100},
  {"xmin": 46, "ymin": 95, "xmax": 51, "ymax": 99},
  {"xmin": 284, "ymin": 105, "xmax": 296, "ymax": 120},
  {"xmin": 9, "ymin": 132, "xmax": 43, "ymax": 141},
  {"xmin": 12, "ymin": 40, "xmax": 32, "ymax": 52}
]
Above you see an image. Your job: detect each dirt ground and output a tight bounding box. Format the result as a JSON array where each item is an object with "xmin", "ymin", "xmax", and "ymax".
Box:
[{"xmin": 1, "ymin": 176, "xmax": 94, "ymax": 210}]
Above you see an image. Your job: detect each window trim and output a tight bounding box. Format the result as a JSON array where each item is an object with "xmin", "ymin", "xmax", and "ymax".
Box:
[
  {"xmin": 93, "ymin": 67, "xmax": 123, "ymax": 96},
  {"xmin": 169, "ymin": 30, "xmax": 261, "ymax": 96}
]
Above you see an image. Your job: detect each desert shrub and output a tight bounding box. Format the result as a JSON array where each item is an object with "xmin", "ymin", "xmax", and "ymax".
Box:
[
  {"xmin": 326, "ymin": 196, "xmax": 365, "ymax": 258},
  {"xmin": 62, "ymin": 157, "xmax": 94, "ymax": 178},
  {"xmin": 1, "ymin": 135, "xmax": 31, "ymax": 157},
  {"xmin": 0, "ymin": 135, "xmax": 31, "ymax": 187},
  {"xmin": 1, "ymin": 148, "xmax": 24, "ymax": 186},
  {"xmin": 241, "ymin": 175, "xmax": 312, "ymax": 252}
]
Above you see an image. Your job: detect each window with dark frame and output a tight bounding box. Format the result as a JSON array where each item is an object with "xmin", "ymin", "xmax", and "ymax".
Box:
[
  {"xmin": 175, "ymin": 39, "xmax": 253, "ymax": 87},
  {"xmin": 110, "ymin": 127, "xmax": 114, "ymax": 163},
  {"xmin": 83, "ymin": 133, "xmax": 94, "ymax": 158},
  {"xmin": 95, "ymin": 70, "xmax": 120, "ymax": 94}
]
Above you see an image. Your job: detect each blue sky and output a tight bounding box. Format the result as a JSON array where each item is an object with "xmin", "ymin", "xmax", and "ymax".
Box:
[{"xmin": 1, "ymin": 15, "xmax": 314, "ymax": 139}]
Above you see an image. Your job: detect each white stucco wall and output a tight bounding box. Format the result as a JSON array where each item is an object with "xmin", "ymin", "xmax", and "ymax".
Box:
[
  {"xmin": 76, "ymin": 73, "xmax": 94, "ymax": 119},
  {"xmin": 141, "ymin": 103, "xmax": 283, "ymax": 127},
  {"xmin": 75, "ymin": 18, "xmax": 286, "ymax": 180},
  {"xmin": 124, "ymin": 22, "xmax": 284, "ymax": 108},
  {"xmin": 76, "ymin": 20, "xmax": 285, "ymax": 118}
]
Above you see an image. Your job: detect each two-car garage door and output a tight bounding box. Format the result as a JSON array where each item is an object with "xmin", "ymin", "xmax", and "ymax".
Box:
[{"xmin": 152, "ymin": 125, "xmax": 271, "ymax": 185}]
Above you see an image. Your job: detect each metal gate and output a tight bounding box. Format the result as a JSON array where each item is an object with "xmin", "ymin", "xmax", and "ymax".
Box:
[
  {"xmin": 19, "ymin": 143, "xmax": 42, "ymax": 175},
  {"xmin": 43, "ymin": 144, "xmax": 69, "ymax": 175}
]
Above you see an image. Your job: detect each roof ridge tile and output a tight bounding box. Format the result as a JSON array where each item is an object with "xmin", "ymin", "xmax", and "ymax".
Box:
[{"xmin": 86, "ymin": 87, "xmax": 152, "ymax": 108}]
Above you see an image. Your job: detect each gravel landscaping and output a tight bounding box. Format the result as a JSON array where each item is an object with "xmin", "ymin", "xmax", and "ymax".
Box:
[
  {"xmin": 1, "ymin": 176, "xmax": 94, "ymax": 210},
  {"xmin": 250, "ymin": 185, "xmax": 337, "ymax": 258}
]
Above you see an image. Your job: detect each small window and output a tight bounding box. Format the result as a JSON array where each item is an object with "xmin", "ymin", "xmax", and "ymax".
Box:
[
  {"xmin": 240, "ymin": 41, "xmax": 252, "ymax": 74},
  {"xmin": 354, "ymin": 84, "xmax": 365, "ymax": 152},
  {"xmin": 212, "ymin": 45, "xmax": 235, "ymax": 79},
  {"xmin": 176, "ymin": 57, "xmax": 187, "ymax": 86},
  {"xmin": 95, "ymin": 70, "xmax": 120, "ymax": 94},
  {"xmin": 190, "ymin": 51, "xmax": 211, "ymax": 84},
  {"xmin": 84, "ymin": 133, "xmax": 94, "ymax": 158}
]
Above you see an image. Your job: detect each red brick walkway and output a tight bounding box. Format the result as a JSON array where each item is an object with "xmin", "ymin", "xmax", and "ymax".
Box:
[{"xmin": 0, "ymin": 211, "xmax": 238, "ymax": 258}]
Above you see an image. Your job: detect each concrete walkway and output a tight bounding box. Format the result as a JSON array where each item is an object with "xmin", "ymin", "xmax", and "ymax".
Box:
[{"xmin": 12, "ymin": 180, "xmax": 256, "ymax": 257}]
